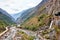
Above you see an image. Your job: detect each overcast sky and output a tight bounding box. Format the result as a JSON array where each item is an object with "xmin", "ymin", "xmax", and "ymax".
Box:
[{"xmin": 0, "ymin": 0, "xmax": 42, "ymax": 14}]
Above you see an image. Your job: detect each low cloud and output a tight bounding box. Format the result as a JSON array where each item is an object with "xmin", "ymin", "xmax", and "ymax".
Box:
[{"xmin": 0, "ymin": 0, "xmax": 42, "ymax": 14}]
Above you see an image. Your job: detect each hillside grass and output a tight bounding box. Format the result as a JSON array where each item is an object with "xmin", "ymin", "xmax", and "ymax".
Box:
[
  {"xmin": 0, "ymin": 20, "xmax": 6, "ymax": 33},
  {"xmin": 21, "ymin": 13, "xmax": 52, "ymax": 31},
  {"xmin": 0, "ymin": 12, "xmax": 15, "ymax": 33},
  {"xmin": 20, "ymin": 4, "xmax": 53, "ymax": 31},
  {"xmin": 17, "ymin": 31, "xmax": 35, "ymax": 40}
]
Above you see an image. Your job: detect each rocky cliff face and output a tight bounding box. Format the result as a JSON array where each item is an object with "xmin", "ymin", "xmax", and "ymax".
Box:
[
  {"xmin": 46, "ymin": 0, "xmax": 60, "ymax": 40},
  {"xmin": 45, "ymin": 0, "xmax": 60, "ymax": 14}
]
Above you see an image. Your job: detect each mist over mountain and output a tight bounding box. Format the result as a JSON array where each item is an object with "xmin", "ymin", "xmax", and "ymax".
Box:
[
  {"xmin": 16, "ymin": 7, "xmax": 36, "ymax": 24},
  {"xmin": 11, "ymin": 13, "xmax": 21, "ymax": 20}
]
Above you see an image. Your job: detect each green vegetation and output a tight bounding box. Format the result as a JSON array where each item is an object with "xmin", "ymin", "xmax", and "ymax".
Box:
[
  {"xmin": 17, "ymin": 31, "xmax": 35, "ymax": 40},
  {"xmin": 21, "ymin": 13, "xmax": 52, "ymax": 31},
  {"xmin": 0, "ymin": 12, "xmax": 14, "ymax": 25},
  {"xmin": 19, "ymin": 4, "xmax": 47, "ymax": 31},
  {"xmin": 38, "ymin": 13, "xmax": 48, "ymax": 26},
  {"xmin": 0, "ymin": 20, "xmax": 6, "ymax": 33},
  {"xmin": 0, "ymin": 12, "xmax": 15, "ymax": 33},
  {"xmin": 54, "ymin": 25, "xmax": 60, "ymax": 32},
  {"xmin": 20, "ymin": 3, "xmax": 53, "ymax": 31},
  {"xmin": 23, "ymin": 24, "xmax": 39, "ymax": 31}
]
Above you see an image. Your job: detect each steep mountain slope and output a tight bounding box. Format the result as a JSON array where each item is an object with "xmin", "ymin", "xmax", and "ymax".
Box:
[
  {"xmin": 16, "ymin": 8, "xmax": 37, "ymax": 24},
  {"xmin": 0, "ymin": 8, "xmax": 15, "ymax": 27},
  {"xmin": 19, "ymin": 0, "xmax": 60, "ymax": 40},
  {"xmin": 11, "ymin": 13, "xmax": 21, "ymax": 20},
  {"xmin": 17, "ymin": 0, "xmax": 52, "ymax": 31},
  {"xmin": 16, "ymin": 0, "xmax": 48, "ymax": 24},
  {"xmin": 0, "ymin": 0, "xmax": 59, "ymax": 40}
]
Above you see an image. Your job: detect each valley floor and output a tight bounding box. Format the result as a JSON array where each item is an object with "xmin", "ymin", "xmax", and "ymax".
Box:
[{"xmin": 0, "ymin": 26, "xmax": 56, "ymax": 40}]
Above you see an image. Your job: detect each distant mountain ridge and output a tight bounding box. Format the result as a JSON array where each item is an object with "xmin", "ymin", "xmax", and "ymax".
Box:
[
  {"xmin": 0, "ymin": 8, "xmax": 15, "ymax": 21},
  {"xmin": 11, "ymin": 13, "xmax": 21, "ymax": 20},
  {"xmin": 16, "ymin": 7, "xmax": 37, "ymax": 24},
  {"xmin": 16, "ymin": 0, "xmax": 48, "ymax": 24},
  {"xmin": 0, "ymin": 8, "xmax": 15, "ymax": 26}
]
